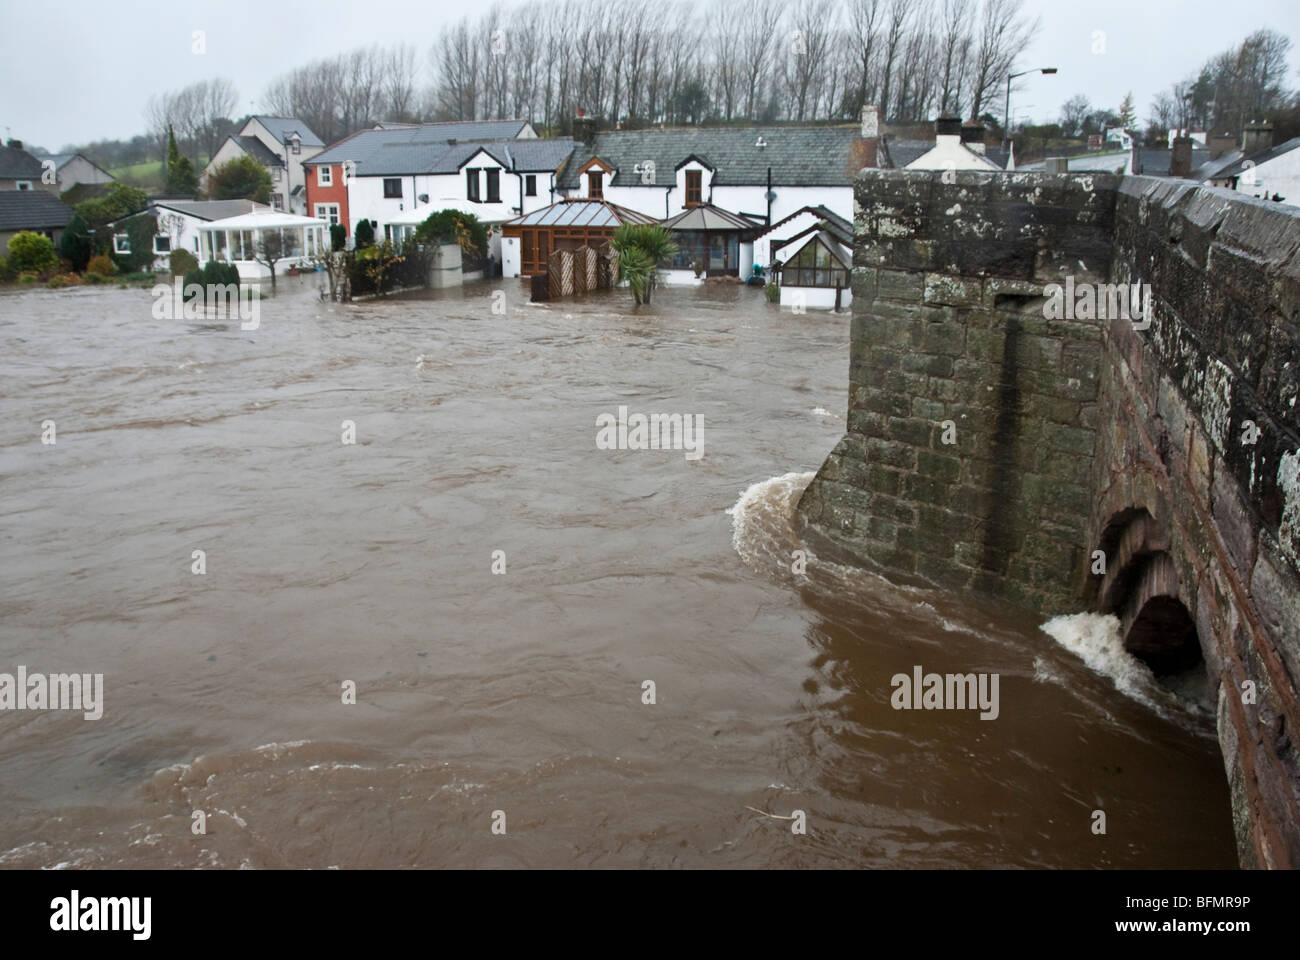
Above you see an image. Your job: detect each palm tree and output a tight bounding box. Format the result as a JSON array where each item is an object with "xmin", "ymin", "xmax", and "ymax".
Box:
[{"xmin": 610, "ymin": 224, "xmax": 678, "ymax": 305}]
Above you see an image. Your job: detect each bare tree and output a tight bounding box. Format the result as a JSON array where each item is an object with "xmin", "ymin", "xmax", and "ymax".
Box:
[
  {"xmin": 737, "ymin": 0, "xmax": 783, "ymax": 119},
  {"xmin": 968, "ymin": 0, "xmax": 1037, "ymax": 122}
]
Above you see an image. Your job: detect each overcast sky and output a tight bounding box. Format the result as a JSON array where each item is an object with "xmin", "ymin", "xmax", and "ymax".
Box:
[{"xmin": 1, "ymin": 0, "xmax": 1296, "ymax": 151}]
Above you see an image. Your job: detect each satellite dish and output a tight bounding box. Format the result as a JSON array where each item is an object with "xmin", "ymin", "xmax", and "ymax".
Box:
[{"xmin": 765, "ymin": 190, "xmax": 777, "ymax": 203}]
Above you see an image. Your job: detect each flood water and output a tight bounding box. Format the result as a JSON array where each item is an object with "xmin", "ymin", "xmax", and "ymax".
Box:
[{"xmin": 0, "ymin": 276, "xmax": 1236, "ymax": 868}]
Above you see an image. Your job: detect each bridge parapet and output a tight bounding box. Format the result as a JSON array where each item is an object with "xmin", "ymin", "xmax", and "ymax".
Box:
[{"xmin": 797, "ymin": 169, "xmax": 1300, "ymax": 867}]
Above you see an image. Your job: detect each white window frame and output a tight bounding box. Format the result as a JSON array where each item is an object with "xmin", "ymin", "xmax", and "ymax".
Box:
[
  {"xmin": 315, "ymin": 203, "xmax": 339, "ymax": 225},
  {"xmin": 15, "ymin": 180, "xmax": 32, "ymax": 191},
  {"xmin": 113, "ymin": 233, "xmax": 131, "ymax": 254},
  {"xmin": 271, "ymin": 194, "xmax": 284, "ymax": 211},
  {"xmin": 318, "ymin": 165, "xmax": 332, "ymax": 186},
  {"xmin": 153, "ymin": 234, "xmax": 172, "ymax": 254}
]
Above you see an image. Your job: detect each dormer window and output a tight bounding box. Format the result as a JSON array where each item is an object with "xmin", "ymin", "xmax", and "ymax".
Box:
[
  {"xmin": 588, "ymin": 171, "xmax": 603, "ymax": 199},
  {"xmin": 685, "ymin": 170, "xmax": 702, "ymax": 206},
  {"xmin": 289, "ymin": 135, "xmax": 301, "ymax": 155}
]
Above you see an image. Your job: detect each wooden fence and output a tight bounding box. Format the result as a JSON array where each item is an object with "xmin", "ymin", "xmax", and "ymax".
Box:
[{"xmin": 534, "ymin": 244, "xmax": 617, "ymax": 302}]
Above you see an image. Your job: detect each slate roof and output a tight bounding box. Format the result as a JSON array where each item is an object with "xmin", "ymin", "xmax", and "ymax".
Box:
[
  {"xmin": 372, "ymin": 119, "xmax": 533, "ymax": 140},
  {"xmin": 1194, "ymin": 150, "xmax": 1244, "ymax": 182},
  {"xmin": 251, "ymin": 116, "xmax": 324, "ymax": 147},
  {"xmin": 308, "ymin": 128, "xmax": 573, "ymax": 177},
  {"xmin": 557, "ymin": 126, "xmax": 864, "ymax": 190},
  {"xmin": 1208, "ymin": 138, "xmax": 1300, "ymax": 181},
  {"xmin": 234, "ymin": 136, "xmax": 285, "ymax": 166},
  {"xmin": 0, "ymin": 191, "xmax": 74, "ymax": 231},
  {"xmin": 0, "ymin": 144, "xmax": 45, "ymax": 180},
  {"xmin": 153, "ymin": 199, "xmax": 268, "ymax": 220}
]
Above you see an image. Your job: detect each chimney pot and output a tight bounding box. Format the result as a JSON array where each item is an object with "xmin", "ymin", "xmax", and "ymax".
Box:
[
  {"xmin": 6, "ymin": 138, "xmax": 22, "ymax": 150},
  {"xmin": 935, "ymin": 112, "xmax": 962, "ymax": 138}
]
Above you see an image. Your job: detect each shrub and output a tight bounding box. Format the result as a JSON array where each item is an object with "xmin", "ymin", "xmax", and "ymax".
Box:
[
  {"xmin": 86, "ymin": 254, "xmax": 117, "ymax": 277},
  {"xmin": 47, "ymin": 273, "xmax": 82, "ymax": 289},
  {"xmin": 85, "ymin": 272, "xmax": 106, "ymax": 284},
  {"xmin": 7, "ymin": 231, "xmax": 59, "ymax": 274},
  {"xmin": 0, "ymin": 256, "xmax": 10, "ymax": 283},
  {"xmin": 182, "ymin": 260, "xmax": 241, "ymax": 304},
  {"xmin": 610, "ymin": 224, "xmax": 677, "ymax": 305},
  {"xmin": 206, "ymin": 155, "xmax": 272, "ymax": 203},
  {"xmin": 415, "ymin": 209, "xmax": 487, "ymax": 263},
  {"xmin": 60, "ymin": 213, "xmax": 92, "ymax": 272},
  {"xmin": 18, "ymin": 272, "xmax": 39, "ymax": 285},
  {"xmin": 330, "ymin": 223, "xmax": 346, "ymax": 252},
  {"xmin": 354, "ymin": 218, "xmax": 375, "ymax": 248},
  {"xmin": 764, "ymin": 281, "xmax": 780, "ymax": 303},
  {"xmin": 170, "ymin": 248, "xmax": 199, "ymax": 276}
]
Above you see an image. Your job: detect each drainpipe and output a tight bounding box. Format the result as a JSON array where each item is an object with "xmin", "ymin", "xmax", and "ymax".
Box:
[{"xmin": 766, "ymin": 167, "xmax": 772, "ymax": 226}]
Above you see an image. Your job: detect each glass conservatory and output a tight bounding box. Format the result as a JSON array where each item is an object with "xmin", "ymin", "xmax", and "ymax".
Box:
[{"xmin": 197, "ymin": 209, "xmax": 328, "ymax": 280}]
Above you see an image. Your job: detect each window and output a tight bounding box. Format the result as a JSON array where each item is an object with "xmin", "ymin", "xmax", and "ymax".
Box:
[
  {"xmin": 290, "ymin": 136, "xmax": 301, "ymax": 155},
  {"xmin": 383, "ymin": 178, "xmax": 403, "ymax": 199},
  {"xmin": 16, "ymin": 181, "xmax": 32, "ymax": 191},
  {"xmin": 271, "ymin": 194, "xmax": 283, "ymax": 210},
  {"xmin": 318, "ymin": 165, "xmax": 332, "ymax": 186},
  {"xmin": 466, "ymin": 168, "xmax": 480, "ymax": 202},
  {"xmin": 114, "ymin": 234, "xmax": 130, "ymax": 253},
  {"xmin": 153, "ymin": 235, "xmax": 172, "ymax": 254},
  {"xmin": 588, "ymin": 171, "xmax": 603, "ymax": 199},
  {"xmin": 273, "ymin": 167, "xmax": 282, "ymax": 182},
  {"xmin": 486, "ymin": 168, "xmax": 500, "ymax": 203},
  {"xmin": 525, "ymin": 174, "xmax": 537, "ymax": 197},
  {"xmin": 780, "ymin": 239, "xmax": 849, "ymax": 289},
  {"xmin": 316, "ymin": 203, "xmax": 340, "ymax": 225},
  {"xmin": 685, "ymin": 170, "xmax": 702, "ymax": 206}
]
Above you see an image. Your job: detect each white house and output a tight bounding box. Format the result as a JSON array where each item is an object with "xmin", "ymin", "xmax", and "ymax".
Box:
[
  {"xmin": 306, "ymin": 128, "xmax": 574, "ymax": 251},
  {"xmin": 1204, "ymin": 136, "xmax": 1300, "ymax": 208},
  {"xmin": 771, "ymin": 227, "xmax": 853, "ymax": 312},
  {"xmin": 196, "ymin": 208, "xmax": 328, "ymax": 281},
  {"xmin": 112, "ymin": 199, "xmax": 270, "ymax": 270},
  {"xmin": 202, "ymin": 116, "xmax": 324, "ymax": 215},
  {"xmin": 556, "ymin": 124, "xmax": 862, "ymax": 227},
  {"xmin": 751, "ymin": 205, "xmax": 853, "ymax": 273}
]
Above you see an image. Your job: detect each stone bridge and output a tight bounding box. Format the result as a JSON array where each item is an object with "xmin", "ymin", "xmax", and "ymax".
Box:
[{"xmin": 796, "ymin": 169, "xmax": 1300, "ymax": 868}]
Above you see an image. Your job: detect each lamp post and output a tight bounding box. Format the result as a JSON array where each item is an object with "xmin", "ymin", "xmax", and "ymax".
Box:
[{"xmin": 1004, "ymin": 67, "xmax": 1057, "ymax": 150}]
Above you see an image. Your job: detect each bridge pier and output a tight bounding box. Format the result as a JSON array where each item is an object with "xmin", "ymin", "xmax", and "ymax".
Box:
[{"xmin": 798, "ymin": 169, "xmax": 1300, "ymax": 867}]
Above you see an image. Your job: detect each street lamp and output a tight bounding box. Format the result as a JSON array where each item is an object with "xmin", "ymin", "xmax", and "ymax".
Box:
[{"xmin": 1005, "ymin": 67, "xmax": 1057, "ymax": 149}]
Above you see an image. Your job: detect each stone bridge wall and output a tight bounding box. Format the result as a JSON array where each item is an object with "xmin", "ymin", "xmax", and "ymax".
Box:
[{"xmin": 796, "ymin": 169, "xmax": 1300, "ymax": 867}]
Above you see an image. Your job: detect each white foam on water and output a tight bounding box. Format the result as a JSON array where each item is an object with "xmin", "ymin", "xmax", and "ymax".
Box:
[
  {"xmin": 727, "ymin": 471, "xmax": 815, "ymax": 573},
  {"xmin": 1039, "ymin": 612, "xmax": 1207, "ymax": 728},
  {"xmin": 811, "ymin": 407, "xmax": 835, "ymax": 417}
]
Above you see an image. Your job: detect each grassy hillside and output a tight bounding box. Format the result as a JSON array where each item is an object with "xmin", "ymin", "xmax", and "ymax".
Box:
[{"xmin": 110, "ymin": 156, "xmax": 209, "ymax": 193}]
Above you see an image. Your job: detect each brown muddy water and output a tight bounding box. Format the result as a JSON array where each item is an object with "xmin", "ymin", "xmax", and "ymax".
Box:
[{"xmin": 0, "ymin": 276, "xmax": 1236, "ymax": 868}]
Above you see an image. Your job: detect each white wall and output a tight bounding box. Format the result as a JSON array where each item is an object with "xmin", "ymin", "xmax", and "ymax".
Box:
[
  {"xmin": 562, "ymin": 179, "xmax": 852, "ymax": 227},
  {"xmin": 56, "ymin": 156, "xmax": 113, "ymax": 192},
  {"xmin": 779, "ymin": 285, "xmax": 852, "ymax": 311},
  {"xmin": 1231, "ymin": 148, "xmax": 1300, "ymax": 208},
  {"xmin": 150, "ymin": 206, "xmax": 206, "ymax": 269},
  {"xmin": 350, "ymin": 153, "xmax": 561, "ymax": 242}
]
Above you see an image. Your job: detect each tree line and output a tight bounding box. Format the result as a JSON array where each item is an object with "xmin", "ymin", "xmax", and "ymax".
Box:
[{"xmin": 264, "ymin": 0, "xmax": 1038, "ymax": 140}]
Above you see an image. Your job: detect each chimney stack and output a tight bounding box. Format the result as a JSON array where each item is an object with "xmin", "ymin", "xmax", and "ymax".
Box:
[
  {"xmin": 935, "ymin": 112, "xmax": 961, "ymax": 139},
  {"xmin": 1170, "ymin": 135, "xmax": 1194, "ymax": 178},
  {"xmin": 961, "ymin": 118, "xmax": 986, "ymax": 155},
  {"xmin": 861, "ymin": 104, "xmax": 879, "ymax": 139},
  {"xmin": 572, "ymin": 113, "xmax": 598, "ymax": 147},
  {"xmin": 1209, "ymin": 132, "xmax": 1236, "ymax": 160},
  {"xmin": 5, "ymin": 138, "xmax": 22, "ymax": 150},
  {"xmin": 1241, "ymin": 122, "xmax": 1274, "ymax": 157}
]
